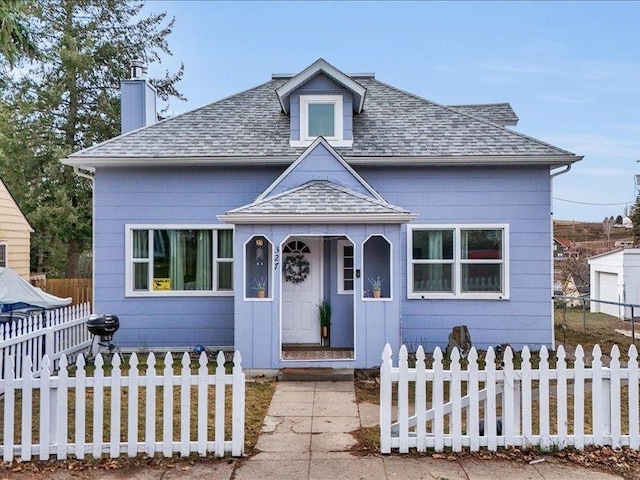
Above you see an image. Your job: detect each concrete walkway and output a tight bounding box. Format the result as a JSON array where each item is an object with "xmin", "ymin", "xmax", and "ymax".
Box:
[{"xmin": 233, "ymin": 380, "xmax": 623, "ymax": 480}]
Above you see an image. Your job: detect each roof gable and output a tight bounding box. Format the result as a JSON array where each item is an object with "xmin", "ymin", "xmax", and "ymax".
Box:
[
  {"xmin": 554, "ymin": 237, "xmax": 572, "ymax": 247},
  {"xmin": 275, "ymin": 58, "xmax": 366, "ymax": 114},
  {"xmin": 219, "ymin": 180, "xmax": 415, "ymax": 224},
  {"xmin": 0, "ymin": 179, "xmax": 33, "ymax": 233},
  {"xmin": 257, "ymin": 137, "xmax": 383, "ymax": 202}
]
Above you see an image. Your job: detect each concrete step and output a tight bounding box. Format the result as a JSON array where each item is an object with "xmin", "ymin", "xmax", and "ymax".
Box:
[{"xmin": 277, "ymin": 367, "xmax": 354, "ymax": 382}]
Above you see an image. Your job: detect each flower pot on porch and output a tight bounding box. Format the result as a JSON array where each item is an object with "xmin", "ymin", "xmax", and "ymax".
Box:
[
  {"xmin": 318, "ymin": 300, "xmax": 332, "ymax": 347},
  {"xmin": 320, "ymin": 326, "xmax": 330, "ymax": 347},
  {"xmin": 373, "ymin": 290, "xmax": 381, "ymax": 298}
]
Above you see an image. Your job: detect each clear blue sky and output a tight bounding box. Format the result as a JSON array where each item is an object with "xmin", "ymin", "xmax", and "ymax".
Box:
[{"xmin": 144, "ymin": 1, "xmax": 640, "ymax": 222}]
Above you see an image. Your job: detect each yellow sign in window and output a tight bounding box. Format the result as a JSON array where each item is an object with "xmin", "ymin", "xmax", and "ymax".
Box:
[{"xmin": 153, "ymin": 278, "xmax": 171, "ymax": 291}]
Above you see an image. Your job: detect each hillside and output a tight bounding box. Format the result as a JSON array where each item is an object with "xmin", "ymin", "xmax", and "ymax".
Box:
[{"xmin": 554, "ymin": 220, "xmax": 633, "ymax": 254}]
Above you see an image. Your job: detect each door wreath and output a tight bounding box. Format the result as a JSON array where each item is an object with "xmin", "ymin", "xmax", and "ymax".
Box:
[{"xmin": 283, "ymin": 254, "xmax": 310, "ymax": 284}]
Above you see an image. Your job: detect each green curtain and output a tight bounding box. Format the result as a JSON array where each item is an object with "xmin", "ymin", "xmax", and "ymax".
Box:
[
  {"xmin": 428, "ymin": 231, "xmax": 443, "ymax": 289},
  {"xmin": 133, "ymin": 230, "xmax": 148, "ymax": 290},
  {"xmin": 217, "ymin": 230, "xmax": 233, "ymax": 290},
  {"xmin": 196, "ymin": 231, "xmax": 212, "ymax": 290},
  {"xmin": 169, "ymin": 230, "xmax": 185, "ymax": 290},
  {"xmin": 218, "ymin": 230, "xmax": 233, "ymax": 258},
  {"xmin": 133, "ymin": 230, "xmax": 148, "ymax": 258}
]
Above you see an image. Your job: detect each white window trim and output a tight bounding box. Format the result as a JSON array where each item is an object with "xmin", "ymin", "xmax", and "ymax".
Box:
[
  {"xmin": 0, "ymin": 242, "xmax": 7, "ymax": 268},
  {"xmin": 337, "ymin": 239, "xmax": 354, "ymax": 294},
  {"xmin": 362, "ymin": 234, "xmax": 394, "ymax": 302},
  {"xmin": 243, "ymin": 234, "xmax": 274, "ymax": 302},
  {"xmin": 292, "ymin": 94, "xmax": 354, "ymax": 148},
  {"xmin": 407, "ymin": 224, "xmax": 510, "ymax": 300},
  {"xmin": 125, "ymin": 224, "xmax": 234, "ymax": 297}
]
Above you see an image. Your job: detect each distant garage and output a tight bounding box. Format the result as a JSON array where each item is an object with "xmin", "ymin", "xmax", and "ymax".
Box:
[{"xmin": 588, "ymin": 249, "xmax": 640, "ymax": 319}]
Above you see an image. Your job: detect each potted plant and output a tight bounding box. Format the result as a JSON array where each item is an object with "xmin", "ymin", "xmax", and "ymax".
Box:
[
  {"xmin": 252, "ymin": 277, "xmax": 267, "ymax": 298},
  {"xmin": 369, "ymin": 276, "xmax": 385, "ymax": 298},
  {"xmin": 317, "ymin": 300, "xmax": 332, "ymax": 347}
]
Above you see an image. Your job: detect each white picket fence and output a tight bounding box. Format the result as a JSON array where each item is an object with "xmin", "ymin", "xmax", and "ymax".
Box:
[
  {"xmin": 0, "ymin": 303, "xmax": 92, "ymax": 379},
  {"xmin": 380, "ymin": 343, "xmax": 640, "ymax": 453},
  {"xmin": 0, "ymin": 350, "xmax": 245, "ymax": 461}
]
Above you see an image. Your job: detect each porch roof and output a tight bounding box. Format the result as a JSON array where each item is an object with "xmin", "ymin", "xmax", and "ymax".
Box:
[{"xmin": 218, "ymin": 180, "xmax": 416, "ymax": 224}]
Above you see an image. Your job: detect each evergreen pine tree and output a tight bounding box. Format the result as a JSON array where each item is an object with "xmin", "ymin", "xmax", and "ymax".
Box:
[{"xmin": 0, "ymin": 0, "xmax": 184, "ymax": 275}]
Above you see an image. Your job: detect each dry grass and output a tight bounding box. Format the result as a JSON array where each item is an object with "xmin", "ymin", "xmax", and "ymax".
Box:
[
  {"xmin": 554, "ymin": 306, "xmax": 638, "ymax": 357},
  {"xmin": 244, "ymin": 380, "xmax": 275, "ymax": 451}
]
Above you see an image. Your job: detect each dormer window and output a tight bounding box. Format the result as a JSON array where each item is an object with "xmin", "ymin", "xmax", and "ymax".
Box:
[
  {"xmin": 300, "ymin": 95, "xmax": 343, "ymax": 142},
  {"xmin": 308, "ymin": 103, "xmax": 335, "ymax": 137}
]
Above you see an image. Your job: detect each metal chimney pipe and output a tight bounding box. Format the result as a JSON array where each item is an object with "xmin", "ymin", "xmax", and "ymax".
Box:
[{"xmin": 129, "ymin": 59, "xmax": 146, "ymax": 79}]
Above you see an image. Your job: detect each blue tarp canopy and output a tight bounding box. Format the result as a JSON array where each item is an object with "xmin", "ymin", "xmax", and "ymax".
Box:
[{"xmin": 0, "ymin": 268, "xmax": 72, "ymax": 311}]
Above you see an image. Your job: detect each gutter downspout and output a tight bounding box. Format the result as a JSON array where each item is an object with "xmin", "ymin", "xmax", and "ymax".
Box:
[
  {"xmin": 551, "ymin": 164, "xmax": 571, "ymax": 180},
  {"xmin": 73, "ymin": 166, "xmax": 95, "ymax": 184},
  {"xmin": 72, "ymin": 166, "xmax": 95, "ymax": 314},
  {"xmin": 549, "ymin": 163, "xmax": 572, "ymax": 350}
]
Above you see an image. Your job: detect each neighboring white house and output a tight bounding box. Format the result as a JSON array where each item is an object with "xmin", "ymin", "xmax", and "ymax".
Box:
[
  {"xmin": 588, "ymin": 248, "xmax": 640, "ymax": 319},
  {"xmin": 560, "ymin": 274, "xmax": 589, "ymax": 308},
  {"xmin": 623, "ymin": 216, "xmax": 633, "ymax": 229}
]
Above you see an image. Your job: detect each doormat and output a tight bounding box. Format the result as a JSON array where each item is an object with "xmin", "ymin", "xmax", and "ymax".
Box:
[{"xmin": 282, "ymin": 349, "xmax": 354, "ymax": 360}]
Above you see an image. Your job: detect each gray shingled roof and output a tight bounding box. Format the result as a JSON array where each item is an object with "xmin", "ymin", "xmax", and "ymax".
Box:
[
  {"xmin": 448, "ymin": 103, "xmax": 519, "ymax": 126},
  {"xmin": 68, "ymin": 76, "xmax": 577, "ymax": 161},
  {"xmin": 226, "ymin": 180, "xmax": 410, "ymax": 216}
]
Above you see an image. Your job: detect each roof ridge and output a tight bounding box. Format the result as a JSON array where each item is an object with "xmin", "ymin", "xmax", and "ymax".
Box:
[
  {"xmin": 448, "ymin": 102, "xmax": 512, "ymax": 108},
  {"xmin": 312, "ymin": 181, "xmax": 408, "ymax": 213},
  {"xmin": 317, "ymin": 180, "xmax": 403, "ymax": 210},
  {"xmin": 229, "ymin": 180, "xmax": 313, "ymax": 212},
  {"xmin": 69, "ymin": 79, "xmax": 280, "ymax": 157},
  {"xmin": 369, "ymin": 78, "xmax": 577, "ymax": 157}
]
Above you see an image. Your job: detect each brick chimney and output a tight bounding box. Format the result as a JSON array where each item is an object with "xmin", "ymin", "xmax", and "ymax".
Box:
[{"xmin": 120, "ymin": 59, "xmax": 157, "ymax": 134}]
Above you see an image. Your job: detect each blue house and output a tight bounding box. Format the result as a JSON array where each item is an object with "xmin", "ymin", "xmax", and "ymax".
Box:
[{"xmin": 63, "ymin": 59, "xmax": 582, "ymax": 370}]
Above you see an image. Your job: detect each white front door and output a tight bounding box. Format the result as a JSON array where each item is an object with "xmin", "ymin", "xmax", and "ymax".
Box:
[{"xmin": 281, "ymin": 237, "xmax": 322, "ymax": 344}]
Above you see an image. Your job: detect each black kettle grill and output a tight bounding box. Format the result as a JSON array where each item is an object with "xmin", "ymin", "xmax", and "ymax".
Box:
[{"xmin": 87, "ymin": 313, "xmax": 120, "ymax": 354}]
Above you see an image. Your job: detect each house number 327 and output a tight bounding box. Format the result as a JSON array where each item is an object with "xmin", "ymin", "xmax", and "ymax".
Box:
[{"xmin": 274, "ymin": 246, "xmax": 280, "ymax": 270}]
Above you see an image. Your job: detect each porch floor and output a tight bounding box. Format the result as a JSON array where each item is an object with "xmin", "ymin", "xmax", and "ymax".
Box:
[{"xmin": 281, "ymin": 345, "xmax": 354, "ymax": 360}]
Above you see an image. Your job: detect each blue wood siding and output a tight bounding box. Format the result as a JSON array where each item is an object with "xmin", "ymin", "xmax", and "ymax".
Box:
[
  {"xmin": 289, "ymin": 73, "xmax": 353, "ymax": 141},
  {"xmin": 357, "ymin": 165, "xmax": 553, "ymax": 352},
  {"xmin": 267, "ymin": 141, "xmax": 373, "ymax": 198},
  {"xmin": 94, "ymin": 166, "xmax": 282, "ymax": 349},
  {"xmin": 93, "ymin": 160, "xmax": 553, "ymax": 365}
]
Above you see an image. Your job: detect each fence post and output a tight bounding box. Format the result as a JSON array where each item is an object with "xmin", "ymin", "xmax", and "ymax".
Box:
[
  {"xmin": 582, "ymin": 298, "xmax": 587, "ymax": 332},
  {"xmin": 44, "ymin": 326, "xmax": 55, "ymax": 364},
  {"xmin": 592, "ymin": 345, "xmax": 604, "ymax": 445},
  {"xmin": 232, "ymin": 350, "xmax": 245, "ymax": 457},
  {"xmin": 380, "ymin": 344, "xmax": 392, "ymax": 454},
  {"xmin": 610, "ymin": 346, "xmax": 621, "ymax": 448},
  {"xmin": 398, "ymin": 345, "xmax": 409, "ymax": 453},
  {"xmin": 628, "ymin": 345, "xmax": 639, "ymax": 449},
  {"xmin": 632, "ymin": 306, "xmax": 636, "ymax": 347},
  {"xmin": 214, "ymin": 350, "xmax": 226, "ymax": 457}
]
